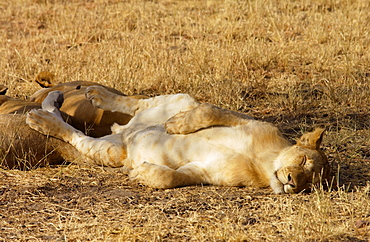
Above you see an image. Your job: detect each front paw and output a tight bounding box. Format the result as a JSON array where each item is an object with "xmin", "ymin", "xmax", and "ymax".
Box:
[
  {"xmin": 130, "ymin": 162, "xmax": 177, "ymax": 188},
  {"xmin": 270, "ymin": 174, "xmax": 285, "ymax": 194},
  {"xmin": 165, "ymin": 112, "xmax": 194, "ymax": 134},
  {"xmin": 85, "ymin": 86, "xmax": 113, "ymax": 110}
]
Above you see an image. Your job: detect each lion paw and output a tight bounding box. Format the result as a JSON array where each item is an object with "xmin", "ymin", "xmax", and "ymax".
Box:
[
  {"xmin": 26, "ymin": 109, "xmax": 71, "ymax": 141},
  {"xmin": 165, "ymin": 112, "xmax": 196, "ymax": 134},
  {"xmin": 41, "ymin": 90, "xmax": 64, "ymax": 119},
  {"xmin": 130, "ymin": 162, "xmax": 178, "ymax": 188},
  {"xmin": 85, "ymin": 86, "xmax": 115, "ymax": 111}
]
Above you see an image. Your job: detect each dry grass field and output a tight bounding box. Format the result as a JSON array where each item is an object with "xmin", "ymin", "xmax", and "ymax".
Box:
[{"xmin": 0, "ymin": 0, "xmax": 369, "ymax": 241}]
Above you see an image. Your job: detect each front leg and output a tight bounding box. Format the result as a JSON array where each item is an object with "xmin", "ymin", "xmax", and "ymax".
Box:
[
  {"xmin": 27, "ymin": 110, "xmax": 128, "ymax": 168},
  {"xmin": 86, "ymin": 87, "xmax": 200, "ymax": 118},
  {"xmin": 86, "ymin": 86, "xmax": 140, "ymax": 116},
  {"xmin": 165, "ymin": 103, "xmax": 253, "ymax": 134},
  {"xmin": 130, "ymin": 162, "xmax": 207, "ymax": 188},
  {"xmin": 270, "ymin": 174, "xmax": 285, "ymax": 194}
]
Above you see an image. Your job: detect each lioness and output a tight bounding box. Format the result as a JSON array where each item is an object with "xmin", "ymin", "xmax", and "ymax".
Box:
[
  {"xmin": 27, "ymin": 86, "xmax": 330, "ymax": 194},
  {"xmin": 0, "ymin": 77, "xmax": 140, "ymax": 168},
  {"xmin": 0, "ymin": 91, "xmax": 81, "ymax": 169},
  {"xmin": 30, "ymin": 79, "xmax": 145, "ymax": 137},
  {"xmin": 1, "ymin": 77, "xmax": 135, "ymax": 137}
]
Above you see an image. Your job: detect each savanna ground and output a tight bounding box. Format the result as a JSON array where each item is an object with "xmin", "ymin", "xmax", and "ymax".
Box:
[{"xmin": 0, "ymin": 0, "xmax": 369, "ymax": 241}]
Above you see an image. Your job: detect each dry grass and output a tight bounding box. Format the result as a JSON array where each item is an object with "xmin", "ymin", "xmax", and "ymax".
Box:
[
  {"xmin": 0, "ymin": 0, "xmax": 369, "ymax": 241},
  {"xmin": 1, "ymin": 165, "xmax": 369, "ymax": 241}
]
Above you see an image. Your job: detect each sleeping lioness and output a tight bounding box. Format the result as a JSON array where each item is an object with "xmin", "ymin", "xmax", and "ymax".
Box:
[
  {"xmin": 27, "ymin": 86, "xmax": 330, "ymax": 194},
  {"xmin": 0, "ymin": 91, "xmax": 80, "ymax": 169},
  {"xmin": 30, "ymin": 78, "xmax": 146, "ymax": 137},
  {"xmin": 0, "ymin": 77, "xmax": 143, "ymax": 169},
  {"xmin": 1, "ymin": 75, "xmax": 143, "ymax": 137}
]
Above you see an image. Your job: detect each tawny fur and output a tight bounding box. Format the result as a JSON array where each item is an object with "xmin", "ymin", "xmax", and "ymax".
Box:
[
  {"xmin": 0, "ymin": 93, "xmax": 76, "ymax": 169},
  {"xmin": 27, "ymin": 86, "xmax": 330, "ymax": 193},
  {"xmin": 30, "ymin": 79, "xmax": 146, "ymax": 137},
  {"xmin": 0, "ymin": 114, "xmax": 81, "ymax": 169},
  {"xmin": 0, "ymin": 77, "xmax": 143, "ymax": 169},
  {"xmin": 0, "ymin": 95, "xmax": 41, "ymax": 114}
]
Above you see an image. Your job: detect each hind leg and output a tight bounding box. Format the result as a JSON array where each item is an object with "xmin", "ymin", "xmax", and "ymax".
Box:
[
  {"xmin": 165, "ymin": 103, "xmax": 253, "ymax": 134},
  {"xmin": 27, "ymin": 109, "xmax": 128, "ymax": 167},
  {"xmin": 86, "ymin": 86, "xmax": 199, "ymax": 116},
  {"xmin": 27, "ymin": 91, "xmax": 129, "ymax": 167}
]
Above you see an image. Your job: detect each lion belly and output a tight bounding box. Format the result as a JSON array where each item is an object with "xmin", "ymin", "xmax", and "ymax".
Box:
[{"xmin": 127, "ymin": 126, "xmax": 230, "ymax": 168}]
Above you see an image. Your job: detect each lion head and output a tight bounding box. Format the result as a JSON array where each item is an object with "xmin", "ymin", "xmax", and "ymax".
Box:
[{"xmin": 274, "ymin": 128, "xmax": 330, "ymax": 194}]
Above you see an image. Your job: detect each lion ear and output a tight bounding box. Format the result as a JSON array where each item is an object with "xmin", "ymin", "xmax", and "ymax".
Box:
[
  {"xmin": 296, "ymin": 127, "xmax": 325, "ymax": 149},
  {"xmin": 35, "ymin": 71, "xmax": 55, "ymax": 88},
  {"xmin": 300, "ymin": 155, "xmax": 307, "ymax": 166}
]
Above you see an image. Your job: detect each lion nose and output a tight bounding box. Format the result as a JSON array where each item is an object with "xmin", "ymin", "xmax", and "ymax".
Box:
[{"xmin": 287, "ymin": 173, "xmax": 295, "ymax": 187}]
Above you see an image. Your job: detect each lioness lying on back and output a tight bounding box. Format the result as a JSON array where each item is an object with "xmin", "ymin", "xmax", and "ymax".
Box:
[{"xmin": 27, "ymin": 86, "xmax": 330, "ymax": 194}]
